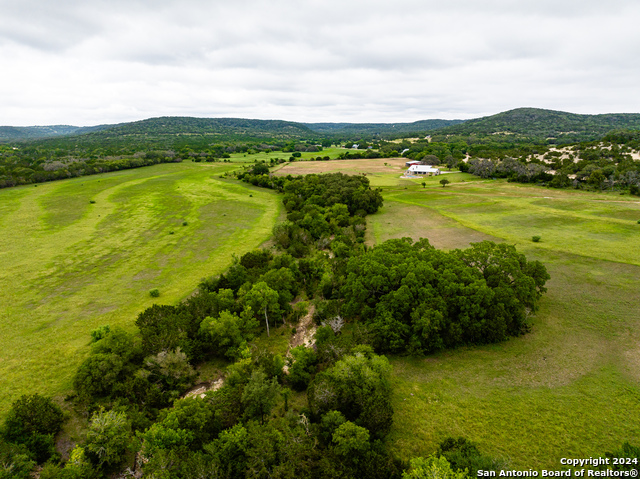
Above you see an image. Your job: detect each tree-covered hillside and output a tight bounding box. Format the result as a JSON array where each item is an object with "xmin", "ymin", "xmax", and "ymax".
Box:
[
  {"xmin": 0, "ymin": 124, "xmax": 114, "ymax": 141},
  {"xmin": 303, "ymin": 119, "xmax": 464, "ymax": 139},
  {"xmin": 432, "ymin": 108, "xmax": 640, "ymax": 144},
  {"xmin": 6, "ymin": 107, "xmax": 640, "ymax": 147}
]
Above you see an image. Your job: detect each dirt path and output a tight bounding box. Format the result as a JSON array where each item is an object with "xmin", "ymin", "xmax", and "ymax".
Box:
[
  {"xmin": 289, "ymin": 304, "xmax": 317, "ymax": 350},
  {"xmin": 181, "ymin": 377, "xmax": 225, "ymax": 399}
]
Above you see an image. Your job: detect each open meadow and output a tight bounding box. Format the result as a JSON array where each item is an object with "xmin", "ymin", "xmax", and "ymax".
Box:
[
  {"xmin": 0, "ymin": 160, "xmax": 281, "ymax": 416},
  {"xmin": 283, "ymin": 158, "xmax": 640, "ymax": 468}
]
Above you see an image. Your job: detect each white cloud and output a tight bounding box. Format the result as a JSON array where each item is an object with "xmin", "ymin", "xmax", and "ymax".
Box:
[{"xmin": 0, "ymin": 0, "xmax": 639, "ymax": 125}]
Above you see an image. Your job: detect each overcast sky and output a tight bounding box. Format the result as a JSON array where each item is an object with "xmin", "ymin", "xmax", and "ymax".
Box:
[{"xmin": 1, "ymin": 0, "xmax": 639, "ymax": 126}]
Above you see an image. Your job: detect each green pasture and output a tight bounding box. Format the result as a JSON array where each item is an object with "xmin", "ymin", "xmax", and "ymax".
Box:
[
  {"xmin": 372, "ymin": 178, "xmax": 640, "ymax": 265},
  {"xmin": 0, "ymin": 161, "xmax": 281, "ymax": 416},
  {"xmin": 228, "ymin": 147, "xmax": 345, "ymax": 164},
  {"xmin": 364, "ymin": 174, "xmax": 640, "ymax": 468}
]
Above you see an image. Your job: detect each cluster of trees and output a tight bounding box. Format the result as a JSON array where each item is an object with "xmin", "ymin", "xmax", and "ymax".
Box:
[
  {"xmin": 0, "ymin": 147, "xmax": 182, "ymax": 188},
  {"xmin": 0, "ymin": 132, "xmax": 333, "ymax": 189},
  {"xmin": 463, "ymin": 138, "xmax": 640, "ymax": 194},
  {"xmin": 385, "ymin": 139, "xmax": 468, "ymax": 166},
  {"xmin": 123, "ymin": 349, "xmax": 402, "ymax": 478},
  {"xmin": 467, "ymin": 157, "xmax": 552, "ymax": 184},
  {"xmin": 239, "ymin": 172, "xmax": 383, "ymax": 258},
  {"xmin": 338, "ymin": 238, "xmax": 549, "ymax": 354},
  {"xmin": 5, "ymin": 336, "xmax": 401, "ymax": 477}
]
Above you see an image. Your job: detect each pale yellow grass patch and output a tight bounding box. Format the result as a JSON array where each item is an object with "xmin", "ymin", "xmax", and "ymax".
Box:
[{"xmin": 274, "ymin": 158, "xmax": 408, "ymax": 176}]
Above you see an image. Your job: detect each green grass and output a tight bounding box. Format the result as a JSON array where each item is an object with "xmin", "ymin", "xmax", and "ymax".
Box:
[
  {"xmin": 364, "ymin": 175, "xmax": 640, "ymax": 468},
  {"xmin": 0, "ymin": 161, "xmax": 281, "ymax": 416},
  {"xmin": 228, "ymin": 147, "xmax": 345, "ymax": 164}
]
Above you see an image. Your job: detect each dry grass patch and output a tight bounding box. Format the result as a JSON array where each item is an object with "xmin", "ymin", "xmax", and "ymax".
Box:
[
  {"xmin": 366, "ymin": 200, "xmax": 498, "ymax": 250},
  {"xmin": 274, "ymin": 157, "xmax": 408, "ymax": 176}
]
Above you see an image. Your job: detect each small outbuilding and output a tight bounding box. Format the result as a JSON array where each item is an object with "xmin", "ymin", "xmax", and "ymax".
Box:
[{"xmin": 405, "ymin": 160, "xmax": 421, "ymax": 167}]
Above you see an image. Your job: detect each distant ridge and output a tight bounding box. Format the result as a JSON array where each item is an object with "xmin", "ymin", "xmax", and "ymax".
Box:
[
  {"xmin": 0, "ymin": 124, "xmax": 115, "ymax": 141},
  {"xmin": 433, "ymin": 107, "xmax": 640, "ymax": 142},
  {"xmin": 303, "ymin": 119, "xmax": 464, "ymax": 136},
  {"xmin": 98, "ymin": 116, "xmax": 314, "ymax": 138},
  {"xmin": 3, "ymin": 108, "xmax": 640, "ymax": 144}
]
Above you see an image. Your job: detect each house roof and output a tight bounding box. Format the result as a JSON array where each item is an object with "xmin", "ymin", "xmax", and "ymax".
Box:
[{"xmin": 408, "ymin": 165, "xmax": 440, "ymax": 173}]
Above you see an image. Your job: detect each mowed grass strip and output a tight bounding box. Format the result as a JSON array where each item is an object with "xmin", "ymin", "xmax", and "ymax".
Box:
[{"xmin": 0, "ymin": 161, "xmax": 281, "ymax": 416}]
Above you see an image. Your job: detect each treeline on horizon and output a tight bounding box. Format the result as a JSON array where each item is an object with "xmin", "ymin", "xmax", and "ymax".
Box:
[
  {"xmin": 3, "ymin": 106, "xmax": 640, "ymax": 193},
  {"xmin": 0, "ymin": 171, "xmax": 569, "ymax": 479},
  {"xmin": 4, "ymin": 131, "xmax": 640, "ymax": 196}
]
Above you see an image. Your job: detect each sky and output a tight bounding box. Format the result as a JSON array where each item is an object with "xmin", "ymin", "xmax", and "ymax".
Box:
[{"xmin": 1, "ymin": 0, "xmax": 640, "ymax": 126}]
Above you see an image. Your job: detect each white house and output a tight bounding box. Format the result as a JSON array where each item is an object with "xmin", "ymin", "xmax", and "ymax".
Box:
[{"xmin": 407, "ymin": 165, "xmax": 441, "ymax": 176}]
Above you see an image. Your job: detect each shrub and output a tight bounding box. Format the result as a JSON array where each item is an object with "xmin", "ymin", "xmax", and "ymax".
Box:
[
  {"xmin": 3, "ymin": 394, "xmax": 64, "ymax": 441},
  {"xmin": 182, "ymin": 221, "xmax": 188, "ymax": 226},
  {"xmin": 437, "ymin": 436, "xmax": 507, "ymax": 476},
  {"xmin": 73, "ymin": 354, "xmax": 124, "ymax": 398},
  {"xmin": 532, "ymin": 235, "xmax": 541, "ymax": 242},
  {"xmin": 84, "ymin": 409, "xmax": 131, "ymax": 468},
  {"xmin": 287, "ymin": 346, "xmax": 318, "ymax": 391},
  {"xmin": 2, "ymin": 394, "xmax": 65, "ymax": 463},
  {"xmin": 89, "ymin": 199, "xmax": 96, "ymax": 204},
  {"xmin": 403, "ymin": 455, "xmax": 467, "ymax": 479},
  {"xmin": 149, "ymin": 289, "xmax": 160, "ymax": 298},
  {"xmin": 0, "ymin": 438, "xmax": 35, "ymax": 478},
  {"xmin": 90, "ymin": 324, "xmax": 111, "ymax": 343}
]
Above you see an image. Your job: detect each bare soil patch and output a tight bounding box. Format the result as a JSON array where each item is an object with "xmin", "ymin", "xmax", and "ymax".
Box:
[
  {"xmin": 289, "ymin": 304, "xmax": 317, "ymax": 350},
  {"xmin": 182, "ymin": 377, "xmax": 225, "ymax": 399}
]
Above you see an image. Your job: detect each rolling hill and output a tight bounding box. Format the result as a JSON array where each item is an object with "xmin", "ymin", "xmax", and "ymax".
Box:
[
  {"xmin": 4, "ymin": 108, "xmax": 640, "ymax": 146},
  {"xmin": 432, "ymin": 107, "xmax": 640, "ymax": 143},
  {"xmin": 303, "ymin": 119, "xmax": 464, "ymax": 137}
]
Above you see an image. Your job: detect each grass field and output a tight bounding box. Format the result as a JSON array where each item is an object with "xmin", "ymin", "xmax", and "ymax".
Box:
[
  {"xmin": 275, "ymin": 157, "xmax": 640, "ymax": 469},
  {"xmin": 229, "ymin": 146, "xmax": 346, "ymax": 164},
  {"xmin": 0, "ymin": 160, "xmax": 281, "ymax": 416}
]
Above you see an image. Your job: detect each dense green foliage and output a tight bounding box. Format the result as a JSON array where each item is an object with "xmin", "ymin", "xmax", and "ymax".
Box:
[
  {"xmin": 0, "ymin": 438, "xmax": 35, "ymax": 479},
  {"xmin": 462, "ymin": 140, "xmax": 640, "ymax": 193},
  {"xmin": 340, "ymin": 238, "xmax": 549, "ymax": 354},
  {"xmin": 0, "ymin": 124, "xmax": 109, "ymax": 141},
  {"xmin": 0, "ymin": 145, "xmax": 182, "ymax": 188},
  {"xmin": 402, "ymin": 455, "xmax": 468, "ymax": 479},
  {"xmin": 240, "ymin": 172, "xmax": 382, "ymax": 257},
  {"xmin": 1, "ymin": 394, "xmax": 64, "ymax": 463},
  {"xmin": 308, "ymin": 350, "xmax": 394, "ymax": 439},
  {"xmin": 437, "ymin": 437, "xmax": 506, "ymax": 477},
  {"xmin": 304, "ymin": 119, "xmax": 464, "ymax": 140},
  {"xmin": 434, "ymin": 108, "xmax": 640, "ymax": 144}
]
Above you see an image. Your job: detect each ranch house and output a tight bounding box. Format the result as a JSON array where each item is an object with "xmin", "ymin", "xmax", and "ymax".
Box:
[{"xmin": 408, "ymin": 164, "xmax": 441, "ymax": 176}]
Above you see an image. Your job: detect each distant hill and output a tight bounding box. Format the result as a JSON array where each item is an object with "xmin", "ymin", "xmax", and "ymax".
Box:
[
  {"xmin": 433, "ymin": 107, "xmax": 640, "ymax": 143},
  {"xmin": 5, "ymin": 108, "xmax": 640, "ymax": 146},
  {"xmin": 0, "ymin": 117, "xmax": 315, "ymax": 144},
  {"xmin": 303, "ymin": 119, "xmax": 464, "ymax": 138},
  {"xmin": 0, "ymin": 124, "xmax": 115, "ymax": 141},
  {"xmin": 98, "ymin": 117, "xmax": 314, "ymax": 138},
  {"xmin": 18, "ymin": 117, "xmax": 321, "ymax": 149},
  {"xmin": 10, "ymin": 116, "xmax": 464, "ymax": 148}
]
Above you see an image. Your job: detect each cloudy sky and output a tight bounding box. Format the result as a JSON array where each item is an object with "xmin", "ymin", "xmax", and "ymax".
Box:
[{"xmin": 1, "ymin": 0, "xmax": 639, "ymax": 126}]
